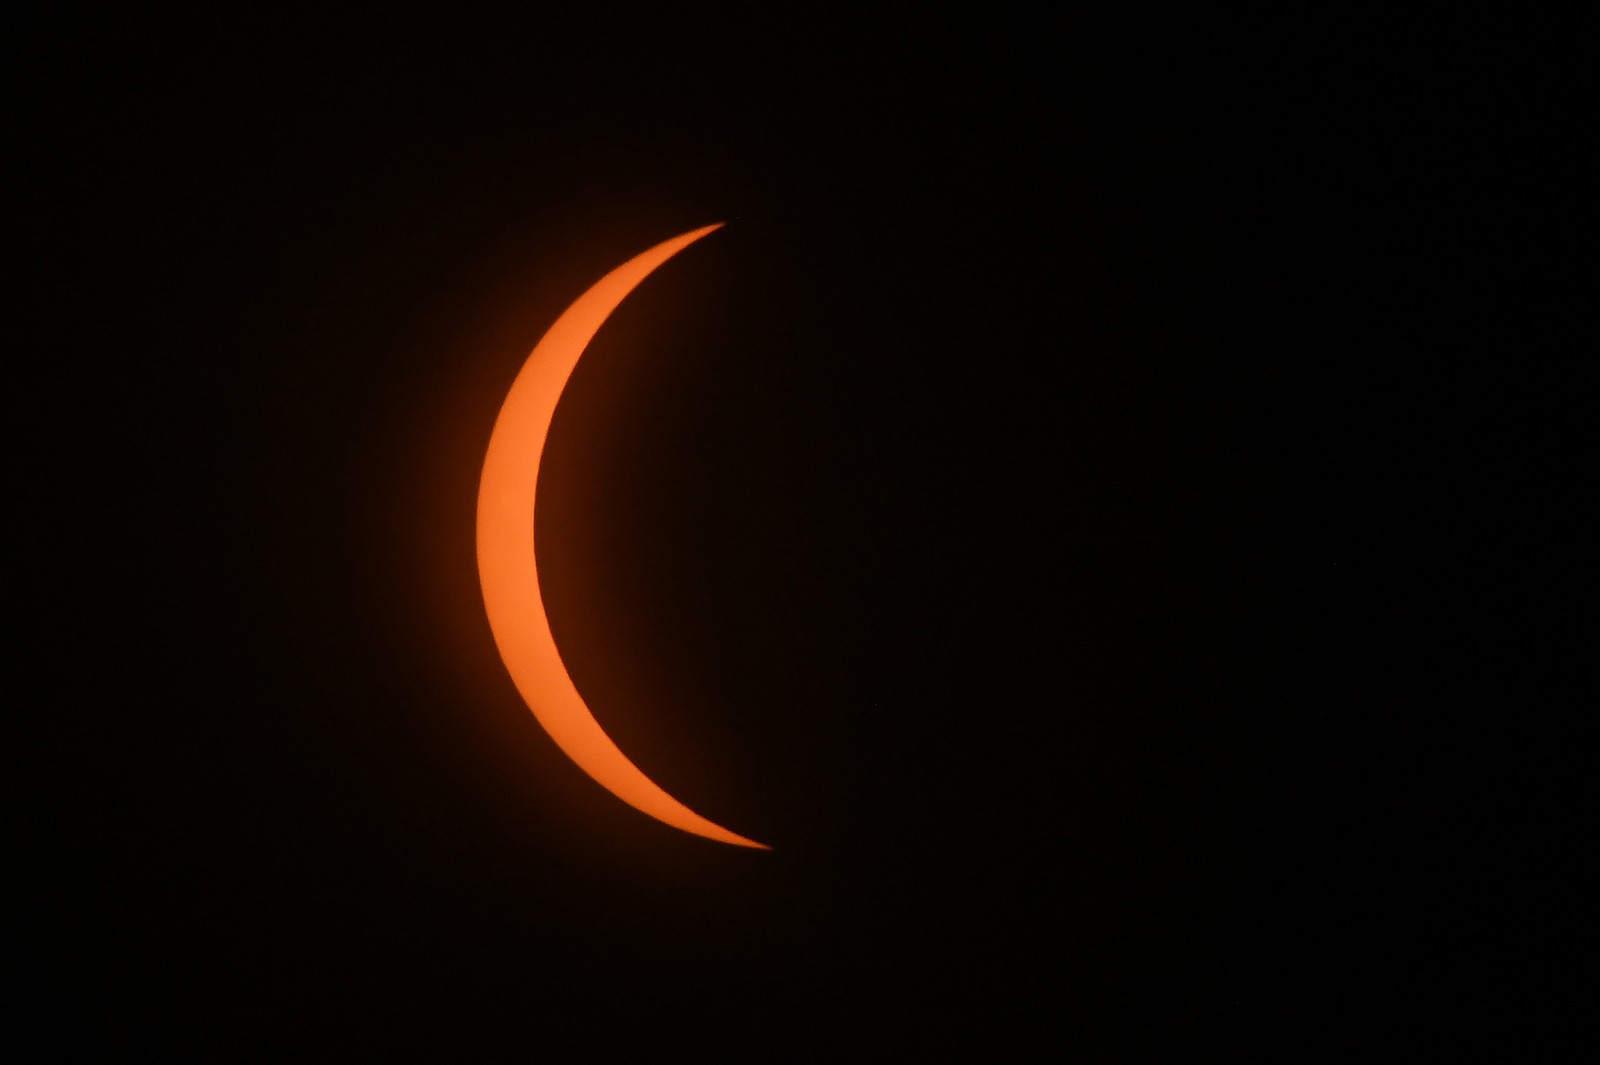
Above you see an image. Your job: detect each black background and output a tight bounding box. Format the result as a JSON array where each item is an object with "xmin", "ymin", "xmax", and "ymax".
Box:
[{"xmin": 16, "ymin": 8, "xmax": 1584, "ymax": 1060}]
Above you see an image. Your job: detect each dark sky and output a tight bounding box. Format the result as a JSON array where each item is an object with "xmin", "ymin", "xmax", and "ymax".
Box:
[{"xmin": 18, "ymin": 8, "xmax": 1582, "ymax": 1060}]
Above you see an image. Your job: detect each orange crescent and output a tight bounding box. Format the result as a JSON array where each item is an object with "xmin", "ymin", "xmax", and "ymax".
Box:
[{"xmin": 476, "ymin": 223, "xmax": 768, "ymax": 849}]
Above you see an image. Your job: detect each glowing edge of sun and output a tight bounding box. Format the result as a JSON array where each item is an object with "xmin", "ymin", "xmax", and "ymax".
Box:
[{"xmin": 476, "ymin": 223, "xmax": 768, "ymax": 849}]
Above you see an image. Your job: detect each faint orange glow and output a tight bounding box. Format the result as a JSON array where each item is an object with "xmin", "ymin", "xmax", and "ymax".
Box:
[{"xmin": 476, "ymin": 223, "xmax": 768, "ymax": 849}]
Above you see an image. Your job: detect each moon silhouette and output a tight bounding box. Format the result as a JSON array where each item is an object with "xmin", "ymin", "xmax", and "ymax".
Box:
[{"xmin": 476, "ymin": 224, "xmax": 768, "ymax": 849}]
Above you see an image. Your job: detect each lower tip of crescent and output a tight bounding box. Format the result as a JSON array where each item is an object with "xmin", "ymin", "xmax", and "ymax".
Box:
[{"xmin": 714, "ymin": 831, "xmax": 771, "ymax": 851}]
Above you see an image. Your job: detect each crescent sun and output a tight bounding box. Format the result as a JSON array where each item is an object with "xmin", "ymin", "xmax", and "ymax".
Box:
[{"xmin": 476, "ymin": 223, "xmax": 768, "ymax": 849}]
